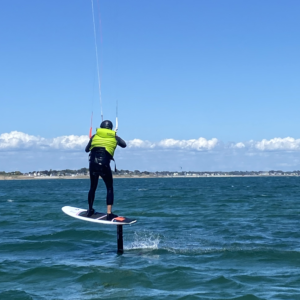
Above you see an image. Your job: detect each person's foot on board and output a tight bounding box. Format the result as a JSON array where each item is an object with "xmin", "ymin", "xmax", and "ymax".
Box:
[
  {"xmin": 106, "ymin": 213, "xmax": 118, "ymax": 221},
  {"xmin": 86, "ymin": 208, "xmax": 95, "ymax": 217}
]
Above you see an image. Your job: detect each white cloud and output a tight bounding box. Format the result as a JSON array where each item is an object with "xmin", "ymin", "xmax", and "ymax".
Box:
[
  {"xmin": 127, "ymin": 139, "xmax": 155, "ymax": 149},
  {"xmin": 0, "ymin": 131, "xmax": 89, "ymax": 151},
  {"xmin": 127, "ymin": 137, "xmax": 219, "ymax": 151},
  {"xmin": 157, "ymin": 137, "xmax": 219, "ymax": 150},
  {"xmin": 233, "ymin": 142, "xmax": 245, "ymax": 149},
  {"xmin": 251, "ymin": 137, "xmax": 300, "ymax": 151},
  {"xmin": 49, "ymin": 135, "xmax": 88, "ymax": 150},
  {"xmin": 0, "ymin": 131, "xmax": 42, "ymax": 149}
]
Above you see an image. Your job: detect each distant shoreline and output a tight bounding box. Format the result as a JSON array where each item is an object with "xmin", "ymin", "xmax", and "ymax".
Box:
[{"xmin": 0, "ymin": 175, "xmax": 299, "ymax": 181}]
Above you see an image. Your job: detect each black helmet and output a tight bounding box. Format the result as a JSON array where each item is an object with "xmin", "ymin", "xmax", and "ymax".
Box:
[{"xmin": 100, "ymin": 120, "xmax": 113, "ymax": 130}]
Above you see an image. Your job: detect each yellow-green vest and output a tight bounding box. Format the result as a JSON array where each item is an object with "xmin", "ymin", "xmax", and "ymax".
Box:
[{"xmin": 90, "ymin": 128, "xmax": 117, "ymax": 157}]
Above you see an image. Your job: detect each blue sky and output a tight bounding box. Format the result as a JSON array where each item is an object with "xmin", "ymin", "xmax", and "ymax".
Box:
[{"xmin": 1, "ymin": 0, "xmax": 300, "ymax": 172}]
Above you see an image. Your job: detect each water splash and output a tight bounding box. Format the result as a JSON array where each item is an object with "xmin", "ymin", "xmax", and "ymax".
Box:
[{"xmin": 127, "ymin": 230, "xmax": 160, "ymax": 250}]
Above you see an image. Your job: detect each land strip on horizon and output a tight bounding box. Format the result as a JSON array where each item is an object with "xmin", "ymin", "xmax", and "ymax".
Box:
[{"xmin": 1, "ymin": 169, "xmax": 300, "ymax": 180}]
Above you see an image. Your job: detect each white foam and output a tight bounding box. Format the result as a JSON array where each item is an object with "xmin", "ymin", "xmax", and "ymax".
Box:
[
  {"xmin": 127, "ymin": 230, "xmax": 160, "ymax": 250},
  {"xmin": 7, "ymin": 199, "xmax": 14, "ymax": 202}
]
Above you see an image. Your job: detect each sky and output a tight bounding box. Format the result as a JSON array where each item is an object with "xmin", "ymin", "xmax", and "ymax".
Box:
[{"xmin": 1, "ymin": 0, "xmax": 300, "ymax": 172}]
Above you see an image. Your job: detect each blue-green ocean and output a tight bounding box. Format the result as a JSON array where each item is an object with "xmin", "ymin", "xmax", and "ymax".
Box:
[{"xmin": 1, "ymin": 177, "xmax": 300, "ymax": 300}]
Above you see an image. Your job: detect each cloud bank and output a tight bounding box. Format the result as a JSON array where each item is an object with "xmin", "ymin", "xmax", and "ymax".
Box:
[
  {"xmin": 1, "ymin": 131, "xmax": 300, "ymax": 172},
  {"xmin": 127, "ymin": 137, "xmax": 219, "ymax": 151},
  {"xmin": 0, "ymin": 131, "xmax": 88, "ymax": 151},
  {"xmin": 1, "ymin": 131, "xmax": 300, "ymax": 152}
]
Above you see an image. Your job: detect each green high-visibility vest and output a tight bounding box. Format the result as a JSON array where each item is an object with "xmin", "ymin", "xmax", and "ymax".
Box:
[{"xmin": 90, "ymin": 128, "xmax": 117, "ymax": 157}]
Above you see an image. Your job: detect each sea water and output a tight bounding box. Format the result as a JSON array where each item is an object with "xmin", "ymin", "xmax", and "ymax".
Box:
[{"xmin": 1, "ymin": 177, "xmax": 300, "ymax": 300}]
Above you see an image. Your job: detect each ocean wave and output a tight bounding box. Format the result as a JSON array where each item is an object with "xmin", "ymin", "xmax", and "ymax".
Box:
[{"xmin": 0, "ymin": 290, "xmax": 34, "ymax": 300}]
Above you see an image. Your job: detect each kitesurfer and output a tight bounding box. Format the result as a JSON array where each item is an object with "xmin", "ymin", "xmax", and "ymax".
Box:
[{"xmin": 85, "ymin": 120, "xmax": 126, "ymax": 219}]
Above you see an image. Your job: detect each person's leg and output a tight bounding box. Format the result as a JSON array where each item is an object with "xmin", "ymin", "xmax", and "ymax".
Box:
[
  {"xmin": 87, "ymin": 163, "xmax": 100, "ymax": 215},
  {"xmin": 100, "ymin": 166, "xmax": 116, "ymax": 219}
]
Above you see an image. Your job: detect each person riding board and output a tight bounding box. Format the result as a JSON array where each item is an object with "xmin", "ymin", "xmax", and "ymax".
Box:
[{"xmin": 85, "ymin": 120, "xmax": 126, "ymax": 219}]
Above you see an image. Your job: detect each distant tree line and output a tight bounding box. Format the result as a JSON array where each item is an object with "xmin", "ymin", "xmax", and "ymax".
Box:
[{"xmin": 0, "ymin": 171, "xmax": 23, "ymax": 176}]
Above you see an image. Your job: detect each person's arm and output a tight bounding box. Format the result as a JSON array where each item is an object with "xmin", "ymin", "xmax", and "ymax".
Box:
[
  {"xmin": 116, "ymin": 135, "xmax": 126, "ymax": 148},
  {"xmin": 85, "ymin": 136, "xmax": 94, "ymax": 152}
]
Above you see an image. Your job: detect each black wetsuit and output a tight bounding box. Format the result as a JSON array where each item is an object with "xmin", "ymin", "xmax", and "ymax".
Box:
[{"xmin": 85, "ymin": 135, "xmax": 126, "ymax": 210}]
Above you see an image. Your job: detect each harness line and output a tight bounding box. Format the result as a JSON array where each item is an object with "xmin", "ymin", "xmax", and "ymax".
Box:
[
  {"xmin": 115, "ymin": 101, "xmax": 119, "ymax": 132},
  {"xmin": 89, "ymin": 112, "xmax": 93, "ymax": 138},
  {"xmin": 91, "ymin": 0, "xmax": 103, "ymax": 122},
  {"xmin": 89, "ymin": 0, "xmax": 119, "ymax": 137}
]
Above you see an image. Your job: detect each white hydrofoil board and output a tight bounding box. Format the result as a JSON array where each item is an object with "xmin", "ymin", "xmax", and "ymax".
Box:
[{"xmin": 62, "ymin": 206, "xmax": 137, "ymax": 225}]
